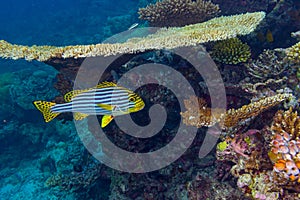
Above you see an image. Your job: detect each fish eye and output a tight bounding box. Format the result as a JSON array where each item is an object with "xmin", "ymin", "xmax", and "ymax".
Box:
[{"xmin": 129, "ymin": 96, "xmax": 136, "ymax": 102}]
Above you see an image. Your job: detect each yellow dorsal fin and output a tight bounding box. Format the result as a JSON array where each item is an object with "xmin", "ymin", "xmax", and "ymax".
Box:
[
  {"xmin": 97, "ymin": 103, "xmax": 115, "ymax": 111},
  {"xmin": 33, "ymin": 101, "xmax": 60, "ymax": 122},
  {"xmin": 64, "ymin": 89, "xmax": 91, "ymax": 102},
  {"xmin": 101, "ymin": 115, "xmax": 114, "ymax": 128},
  {"xmin": 96, "ymin": 81, "xmax": 117, "ymax": 89},
  {"xmin": 74, "ymin": 112, "xmax": 89, "ymax": 120}
]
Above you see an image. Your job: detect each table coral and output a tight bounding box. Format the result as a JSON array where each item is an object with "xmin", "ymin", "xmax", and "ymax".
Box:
[
  {"xmin": 0, "ymin": 12, "xmax": 265, "ymax": 61},
  {"xmin": 138, "ymin": 0, "xmax": 220, "ymax": 27}
]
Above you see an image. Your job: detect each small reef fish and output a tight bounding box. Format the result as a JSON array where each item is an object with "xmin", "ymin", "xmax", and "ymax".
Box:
[
  {"xmin": 33, "ymin": 82, "xmax": 145, "ymax": 127},
  {"xmin": 266, "ymin": 29, "xmax": 274, "ymax": 43},
  {"xmin": 257, "ymin": 29, "xmax": 274, "ymax": 43},
  {"xmin": 128, "ymin": 23, "xmax": 139, "ymax": 30}
]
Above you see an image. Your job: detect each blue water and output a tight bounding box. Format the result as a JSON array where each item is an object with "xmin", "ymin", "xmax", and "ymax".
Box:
[{"xmin": 0, "ymin": 0, "xmax": 140, "ymax": 45}]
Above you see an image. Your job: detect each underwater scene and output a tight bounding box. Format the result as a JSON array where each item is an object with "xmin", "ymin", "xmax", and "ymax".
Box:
[{"xmin": 0, "ymin": 0, "xmax": 300, "ymax": 199}]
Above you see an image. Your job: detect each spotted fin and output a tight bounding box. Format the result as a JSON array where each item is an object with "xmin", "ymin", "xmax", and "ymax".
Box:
[
  {"xmin": 101, "ymin": 115, "xmax": 114, "ymax": 128},
  {"xmin": 96, "ymin": 81, "xmax": 117, "ymax": 89},
  {"xmin": 74, "ymin": 112, "xmax": 89, "ymax": 120},
  {"xmin": 64, "ymin": 89, "xmax": 91, "ymax": 102},
  {"xmin": 33, "ymin": 101, "xmax": 59, "ymax": 122}
]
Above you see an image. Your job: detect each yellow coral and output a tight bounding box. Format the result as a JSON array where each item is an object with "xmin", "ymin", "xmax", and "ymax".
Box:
[
  {"xmin": 211, "ymin": 38, "xmax": 251, "ymax": 64},
  {"xmin": 216, "ymin": 140, "xmax": 228, "ymax": 152},
  {"xmin": 286, "ymin": 42, "xmax": 300, "ymax": 64},
  {"xmin": 0, "ymin": 12, "xmax": 265, "ymax": 62}
]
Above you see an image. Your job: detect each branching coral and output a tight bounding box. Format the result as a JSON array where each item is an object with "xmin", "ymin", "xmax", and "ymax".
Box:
[
  {"xmin": 138, "ymin": 0, "xmax": 220, "ymax": 27},
  {"xmin": 181, "ymin": 93, "xmax": 293, "ymax": 129},
  {"xmin": 0, "ymin": 12, "xmax": 265, "ymax": 62},
  {"xmin": 180, "ymin": 96, "xmax": 225, "ymax": 128},
  {"xmin": 223, "ymin": 93, "xmax": 292, "ymax": 128},
  {"xmin": 245, "ymin": 49, "xmax": 289, "ymax": 80},
  {"xmin": 210, "ymin": 38, "xmax": 251, "ymax": 65},
  {"xmin": 286, "ymin": 42, "xmax": 300, "ymax": 64}
]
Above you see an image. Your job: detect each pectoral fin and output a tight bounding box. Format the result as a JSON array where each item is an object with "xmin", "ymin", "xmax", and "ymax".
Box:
[
  {"xmin": 74, "ymin": 112, "xmax": 89, "ymax": 120},
  {"xmin": 101, "ymin": 115, "xmax": 114, "ymax": 128},
  {"xmin": 97, "ymin": 104, "xmax": 115, "ymax": 111}
]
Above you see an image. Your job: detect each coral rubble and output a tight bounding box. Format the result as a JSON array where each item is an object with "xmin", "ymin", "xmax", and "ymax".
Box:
[
  {"xmin": 138, "ymin": 0, "xmax": 220, "ymax": 27},
  {"xmin": 0, "ymin": 12, "xmax": 265, "ymax": 61}
]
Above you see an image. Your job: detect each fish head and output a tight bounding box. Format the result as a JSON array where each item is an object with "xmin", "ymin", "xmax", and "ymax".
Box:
[{"xmin": 127, "ymin": 92, "xmax": 145, "ymax": 113}]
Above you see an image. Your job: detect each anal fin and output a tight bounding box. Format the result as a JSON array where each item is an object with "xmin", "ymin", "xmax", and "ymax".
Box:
[{"xmin": 74, "ymin": 112, "xmax": 89, "ymax": 120}]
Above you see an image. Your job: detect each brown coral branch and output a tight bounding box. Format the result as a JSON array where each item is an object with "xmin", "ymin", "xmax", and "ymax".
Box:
[
  {"xmin": 181, "ymin": 93, "xmax": 293, "ymax": 129},
  {"xmin": 180, "ymin": 96, "xmax": 225, "ymax": 128}
]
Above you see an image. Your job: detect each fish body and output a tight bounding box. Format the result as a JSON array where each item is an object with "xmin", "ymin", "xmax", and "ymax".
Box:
[
  {"xmin": 266, "ymin": 29, "xmax": 274, "ymax": 43},
  {"xmin": 33, "ymin": 82, "xmax": 145, "ymax": 127}
]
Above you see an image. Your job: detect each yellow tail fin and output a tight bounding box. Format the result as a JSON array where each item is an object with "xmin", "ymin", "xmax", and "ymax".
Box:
[{"xmin": 33, "ymin": 101, "xmax": 60, "ymax": 122}]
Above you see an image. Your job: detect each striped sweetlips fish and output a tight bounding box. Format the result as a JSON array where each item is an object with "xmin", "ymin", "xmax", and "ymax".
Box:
[{"xmin": 33, "ymin": 82, "xmax": 145, "ymax": 127}]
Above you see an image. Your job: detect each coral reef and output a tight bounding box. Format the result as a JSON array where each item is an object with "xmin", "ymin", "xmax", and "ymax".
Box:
[
  {"xmin": 0, "ymin": 12, "xmax": 265, "ymax": 61},
  {"xmin": 181, "ymin": 93, "xmax": 293, "ymax": 129},
  {"xmin": 138, "ymin": 0, "xmax": 220, "ymax": 27},
  {"xmin": 245, "ymin": 49, "xmax": 289, "ymax": 81},
  {"xmin": 9, "ymin": 68, "xmax": 58, "ymax": 110},
  {"xmin": 215, "ymin": 108, "xmax": 300, "ymax": 199},
  {"xmin": 210, "ymin": 38, "xmax": 251, "ymax": 65},
  {"xmin": 211, "ymin": 0, "xmax": 273, "ymax": 15},
  {"xmin": 269, "ymin": 108, "xmax": 300, "ymax": 184},
  {"xmin": 286, "ymin": 42, "xmax": 300, "ymax": 64},
  {"xmin": 45, "ymin": 164, "xmax": 104, "ymax": 191}
]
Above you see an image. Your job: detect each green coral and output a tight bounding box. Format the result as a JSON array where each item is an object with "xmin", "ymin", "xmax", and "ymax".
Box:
[
  {"xmin": 211, "ymin": 38, "xmax": 251, "ymax": 64},
  {"xmin": 287, "ymin": 41, "xmax": 300, "ymax": 64},
  {"xmin": 216, "ymin": 141, "xmax": 228, "ymax": 152}
]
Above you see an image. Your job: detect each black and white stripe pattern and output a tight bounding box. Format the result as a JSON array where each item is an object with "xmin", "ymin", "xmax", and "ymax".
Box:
[{"xmin": 51, "ymin": 87, "xmax": 138, "ymax": 115}]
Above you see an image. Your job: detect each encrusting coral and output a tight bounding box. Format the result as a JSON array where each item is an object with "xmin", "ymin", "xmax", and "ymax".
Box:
[
  {"xmin": 0, "ymin": 12, "xmax": 265, "ymax": 62},
  {"xmin": 181, "ymin": 93, "xmax": 293, "ymax": 129},
  {"xmin": 138, "ymin": 0, "xmax": 220, "ymax": 27},
  {"xmin": 210, "ymin": 37, "xmax": 251, "ymax": 65}
]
